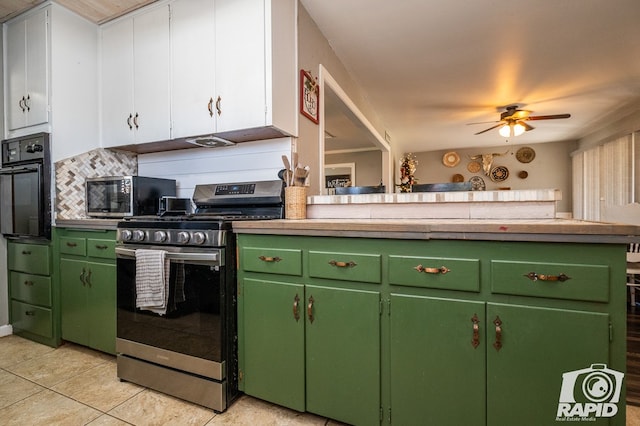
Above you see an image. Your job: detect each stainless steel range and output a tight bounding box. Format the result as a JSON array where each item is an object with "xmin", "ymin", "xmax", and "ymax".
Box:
[{"xmin": 115, "ymin": 180, "xmax": 284, "ymax": 412}]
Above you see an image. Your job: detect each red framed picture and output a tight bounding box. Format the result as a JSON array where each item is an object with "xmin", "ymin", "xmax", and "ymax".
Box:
[{"xmin": 300, "ymin": 69, "xmax": 319, "ymax": 124}]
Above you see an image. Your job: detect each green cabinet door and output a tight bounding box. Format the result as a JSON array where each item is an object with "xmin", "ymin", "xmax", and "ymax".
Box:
[
  {"xmin": 60, "ymin": 258, "xmax": 89, "ymax": 345},
  {"xmin": 390, "ymin": 294, "xmax": 486, "ymax": 426},
  {"xmin": 242, "ymin": 278, "xmax": 305, "ymax": 411},
  {"xmin": 486, "ymin": 303, "xmax": 610, "ymax": 426},
  {"xmin": 86, "ymin": 261, "xmax": 116, "ymax": 354},
  {"xmin": 305, "ymin": 285, "xmax": 380, "ymax": 426}
]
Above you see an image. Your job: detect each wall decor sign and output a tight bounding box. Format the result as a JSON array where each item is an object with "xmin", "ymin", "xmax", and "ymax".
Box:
[{"xmin": 300, "ymin": 69, "xmax": 319, "ymax": 124}]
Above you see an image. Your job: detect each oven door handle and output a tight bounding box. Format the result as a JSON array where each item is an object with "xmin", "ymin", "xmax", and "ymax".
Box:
[
  {"xmin": 0, "ymin": 165, "xmax": 40, "ymax": 175},
  {"xmin": 115, "ymin": 246, "xmax": 220, "ymax": 262}
]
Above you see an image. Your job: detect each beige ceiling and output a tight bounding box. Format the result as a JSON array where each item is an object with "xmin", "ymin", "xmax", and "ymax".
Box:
[
  {"xmin": 0, "ymin": 0, "xmax": 156, "ymax": 24},
  {"xmin": 302, "ymin": 0, "xmax": 640, "ymax": 154}
]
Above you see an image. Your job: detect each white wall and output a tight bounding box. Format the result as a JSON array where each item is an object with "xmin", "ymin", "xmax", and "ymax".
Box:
[{"xmin": 137, "ymin": 138, "xmax": 292, "ymax": 197}]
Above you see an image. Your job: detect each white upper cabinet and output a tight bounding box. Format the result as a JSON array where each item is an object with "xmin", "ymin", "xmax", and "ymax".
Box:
[
  {"xmin": 170, "ymin": 0, "xmax": 216, "ymax": 139},
  {"xmin": 4, "ymin": 4, "xmax": 99, "ymax": 161},
  {"xmin": 101, "ymin": 4, "xmax": 170, "ymax": 147},
  {"xmin": 5, "ymin": 8, "xmax": 49, "ymax": 132}
]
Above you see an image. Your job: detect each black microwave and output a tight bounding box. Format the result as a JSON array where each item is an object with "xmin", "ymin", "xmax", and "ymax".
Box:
[{"xmin": 86, "ymin": 176, "xmax": 176, "ymax": 218}]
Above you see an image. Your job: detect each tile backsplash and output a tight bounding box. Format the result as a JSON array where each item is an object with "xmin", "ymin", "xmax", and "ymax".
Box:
[{"xmin": 55, "ymin": 148, "xmax": 137, "ymax": 220}]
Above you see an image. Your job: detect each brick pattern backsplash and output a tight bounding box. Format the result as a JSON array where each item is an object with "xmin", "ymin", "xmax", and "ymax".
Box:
[{"xmin": 55, "ymin": 149, "xmax": 137, "ymax": 219}]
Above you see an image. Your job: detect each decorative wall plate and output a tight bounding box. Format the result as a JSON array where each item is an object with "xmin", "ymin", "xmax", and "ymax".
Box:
[
  {"xmin": 452, "ymin": 173, "xmax": 464, "ymax": 183},
  {"xmin": 490, "ymin": 165, "xmax": 509, "ymax": 182},
  {"xmin": 469, "ymin": 176, "xmax": 486, "ymax": 190},
  {"xmin": 467, "ymin": 161, "xmax": 481, "ymax": 173},
  {"xmin": 516, "ymin": 147, "xmax": 536, "ymax": 163},
  {"xmin": 518, "ymin": 170, "xmax": 528, "ymax": 179},
  {"xmin": 443, "ymin": 151, "xmax": 460, "ymax": 167}
]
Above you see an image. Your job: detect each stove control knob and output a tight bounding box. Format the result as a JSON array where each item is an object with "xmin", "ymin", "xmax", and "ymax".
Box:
[
  {"xmin": 176, "ymin": 231, "xmax": 190, "ymax": 244},
  {"xmin": 132, "ymin": 230, "xmax": 145, "ymax": 242},
  {"xmin": 153, "ymin": 230, "xmax": 168, "ymax": 243},
  {"xmin": 193, "ymin": 231, "xmax": 206, "ymax": 245},
  {"xmin": 120, "ymin": 230, "xmax": 132, "ymax": 241}
]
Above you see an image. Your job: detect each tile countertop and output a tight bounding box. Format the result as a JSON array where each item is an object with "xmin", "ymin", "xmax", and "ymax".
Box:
[{"xmin": 231, "ymin": 218, "xmax": 640, "ymax": 244}]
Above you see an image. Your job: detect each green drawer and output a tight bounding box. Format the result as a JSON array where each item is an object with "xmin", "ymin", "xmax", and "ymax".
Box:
[
  {"xmin": 490, "ymin": 260, "xmax": 610, "ymax": 302},
  {"xmin": 388, "ymin": 255, "xmax": 480, "ymax": 292},
  {"xmin": 87, "ymin": 238, "xmax": 116, "ymax": 259},
  {"xmin": 59, "ymin": 237, "xmax": 87, "ymax": 256},
  {"xmin": 11, "ymin": 300, "xmax": 53, "ymax": 339},
  {"xmin": 309, "ymin": 251, "xmax": 381, "ymax": 284},
  {"xmin": 8, "ymin": 242, "xmax": 50, "ymax": 275},
  {"xmin": 242, "ymin": 247, "xmax": 303, "ymax": 276},
  {"xmin": 10, "ymin": 272, "xmax": 51, "ymax": 306}
]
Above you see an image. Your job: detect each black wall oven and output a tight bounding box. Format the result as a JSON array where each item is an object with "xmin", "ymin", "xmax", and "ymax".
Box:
[{"xmin": 0, "ymin": 133, "xmax": 51, "ymax": 240}]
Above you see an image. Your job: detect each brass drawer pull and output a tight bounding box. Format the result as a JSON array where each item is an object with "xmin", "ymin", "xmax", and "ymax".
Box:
[
  {"xmin": 293, "ymin": 293, "xmax": 300, "ymax": 322},
  {"xmin": 259, "ymin": 255, "xmax": 282, "ymax": 263},
  {"xmin": 524, "ymin": 272, "xmax": 571, "ymax": 282},
  {"xmin": 207, "ymin": 97, "xmax": 214, "ymax": 117},
  {"xmin": 95, "ymin": 244, "xmax": 108, "ymax": 250},
  {"xmin": 21, "ymin": 250, "xmax": 31, "ymax": 255},
  {"xmin": 329, "ymin": 260, "xmax": 356, "ymax": 268},
  {"xmin": 127, "ymin": 113, "xmax": 133, "ymax": 130},
  {"xmin": 23, "ymin": 280, "xmax": 34, "ymax": 286},
  {"xmin": 493, "ymin": 316, "xmax": 503, "ymax": 351},
  {"xmin": 307, "ymin": 295, "xmax": 314, "ymax": 324},
  {"xmin": 414, "ymin": 264, "xmax": 450, "ymax": 274},
  {"xmin": 471, "ymin": 314, "xmax": 480, "ymax": 349},
  {"xmin": 25, "ymin": 310, "xmax": 36, "ymax": 316},
  {"xmin": 66, "ymin": 242, "xmax": 77, "ymax": 247}
]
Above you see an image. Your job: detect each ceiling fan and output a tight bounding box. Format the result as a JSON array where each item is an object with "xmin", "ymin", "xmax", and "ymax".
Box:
[{"xmin": 470, "ymin": 105, "xmax": 571, "ymax": 137}]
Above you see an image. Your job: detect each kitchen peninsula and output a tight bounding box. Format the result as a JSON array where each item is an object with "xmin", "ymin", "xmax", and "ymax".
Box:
[{"xmin": 234, "ymin": 217, "xmax": 638, "ymax": 425}]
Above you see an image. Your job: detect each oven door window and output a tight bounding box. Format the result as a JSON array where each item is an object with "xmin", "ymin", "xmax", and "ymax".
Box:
[
  {"xmin": 0, "ymin": 164, "xmax": 43, "ymax": 237},
  {"xmin": 117, "ymin": 257, "xmax": 225, "ymax": 362}
]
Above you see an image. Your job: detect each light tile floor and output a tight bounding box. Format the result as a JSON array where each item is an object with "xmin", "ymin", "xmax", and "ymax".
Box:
[
  {"xmin": 0, "ymin": 335, "xmax": 342, "ymax": 425},
  {"xmin": 1, "ymin": 334, "xmax": 639, "ymax": 425}
]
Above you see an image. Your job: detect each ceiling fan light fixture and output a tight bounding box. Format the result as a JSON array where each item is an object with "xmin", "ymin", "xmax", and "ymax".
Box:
[
  {"xmin": 513, "ymin": 122, "xmax": 526, "ymax": 136},
  {"xmin": 498, "ymin": 122, "xmax": 526, "ymax": 138}
]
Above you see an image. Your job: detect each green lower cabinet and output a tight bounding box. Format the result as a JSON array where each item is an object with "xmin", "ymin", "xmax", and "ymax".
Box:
[
  {"xmin": 486, "ymin": 303, "xmax": 610, "ymax": 426},
  {"xmin": 60, "ymin": 258, "xmax": 116, "ymax": 354},
  {"xmin": 390, "ymin": 294, "xmax": 486, "ymax": 426},
  {"xmin": 242, "ymin": 278, "xmax": 381, "ymax": 425},
  {"xmin": 390, "ymin": 295, "xmax": 611, "ymax": 426}
]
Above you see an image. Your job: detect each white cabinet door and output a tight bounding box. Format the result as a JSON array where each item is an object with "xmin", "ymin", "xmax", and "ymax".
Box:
[
  {"xmin": 101, "ymin": 17, "xmax": 135, "ymax": 147},
  {"xmin": 214, "ymin": 0, "xmax": 266, "ymax": 133},
  {"xmin": 133, "ymin": 5, "xmax": 170, "ymax": 144},
  {"xmin": 101, "ymin": 6, "xmax": 170, "ymax": 146},
  {"xmin": 5, "ymin": 8, "xmax": 49, "ymax": 131},
  {"xmin": 170, "ymin": 0, "xmax": 216, "ymax": 139}
]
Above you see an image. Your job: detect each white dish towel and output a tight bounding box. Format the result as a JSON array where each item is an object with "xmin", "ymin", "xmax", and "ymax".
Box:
[{"xmin": 135, "ymin": 249, "xmax": 170, "ymax": 316}]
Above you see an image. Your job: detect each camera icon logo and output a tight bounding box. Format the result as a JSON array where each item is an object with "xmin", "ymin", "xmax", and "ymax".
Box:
[{"xmin": 557, "ymin": 363, "xmax": 624, "ymax": 419}]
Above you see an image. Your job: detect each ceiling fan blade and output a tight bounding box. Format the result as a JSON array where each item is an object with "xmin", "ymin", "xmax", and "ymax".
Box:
[
  {"xmin": 525, "ymin": 113, "xmax": 571, "ymax": 121},
  {"xmin": 467, "ymin": 120, "xmax": 501, "ymax": 125},
  {"xmin": 474, "ymin": 123, "xmax": 504, "ymax": 135}
]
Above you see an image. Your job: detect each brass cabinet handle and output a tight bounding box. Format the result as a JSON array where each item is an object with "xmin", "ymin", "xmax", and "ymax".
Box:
[
  {"xmin": 134, "ymin": 112, "xmax": 139, "ymax": 129},
  {"xmin": 207, "ymin": 97, "xmax": 214, "ymax": 117},
  {"xmin": 328, "ymin": 260, "xmax": 356, "ymax": 268},
  {"xmin": 19, "ymin": 96, "xmax": 26, "ymax": 112},
  {"xmin": 258, "ymin": 255, "xmax": 282, "ymax": 263},
  {"xmin": 21, "ymin": 250, "xmax": 31, "ymax": 255},
  {"xmin": 414, "ymin": 264, "xmax": 450, "ymax": 274},
  {"xmin": 493, "ymin": 316, "xmax": 503, "ymax": 351},
  {"xmin": 127, "ymin": 113, "xmax": 133, "ymax": 130},
  {"xmin": 524, "ymin": 272, "xmax": 571, "ymax": 282},
  {"xmin": 66, "ymin": 242, "xmax": 77, "ymax": 247},
  {"xmin": 293, "ymin": 293, "xmax": 300, "ymax": 322},
  {"xmin": 80, "ymin": 268, "xmax": 87, "ymax": 286},
  {"xmin": 86, "ymin": 269, "xmax": 92, "ymax": 288},
  {"xmin": 23, "ymin": 280, "xmax": 34, "ymax": 286},
  {"xmin": 25, "ymin": 94, "xmax": 30, "ymax": 111},
  {"xmin": 95, "ymin": 244, "xmax": 108, "ymax": 250},
  {"xmin": 471, "ymin": 314, "xmax": 480, "ymax": 349},
  {"xmin": 307, "ymin": 295, "xmax": 314, "ymax": 324},
  {"xmin": 216, "ymin": 96, "xmax": 222, "ymax": 116},
  {"xmin": 25, "ymin": 310, "xmax": 35, "ymax": 316}
]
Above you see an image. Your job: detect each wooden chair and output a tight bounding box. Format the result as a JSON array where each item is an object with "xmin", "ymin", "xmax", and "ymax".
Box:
[{"xmin": 627, "ymin": 243, "xmax": 640, "ymax": 306}]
